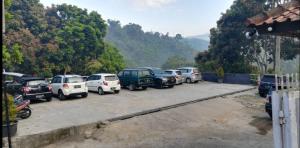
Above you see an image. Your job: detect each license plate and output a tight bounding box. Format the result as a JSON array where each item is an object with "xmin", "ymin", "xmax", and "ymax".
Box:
[
  {"xmin": 111, "ymin": 87, "xmax": 116, "ymax": 90},
  {"xmin": 36, "ymin": 95, "xmax": 44, "ymax": 98},
  {"xmin": 74, "ymin": 85, "xmax": 81, "ymax": 88}
]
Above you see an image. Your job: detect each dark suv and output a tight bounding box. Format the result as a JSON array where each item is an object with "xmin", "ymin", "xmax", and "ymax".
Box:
[
  {"xmin": 139, "ymin": 67, "xmax": 176, "ymax": 88},
  {"xmin": 118, "ymin": 69, "xmax": 153, "ymax": 91},
  {"xmin": 258, "ymin": 74, "xmax": 286, "ymax": 97},
  {"xmin": 4, "ymin": 72, "xmax": 53, "ymax": 102}
]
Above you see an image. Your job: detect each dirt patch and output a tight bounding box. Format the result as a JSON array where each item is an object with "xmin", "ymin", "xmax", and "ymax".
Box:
[
  {"xmin": 249, "ymin": 116, "xmax": 272, "ymax": 135},
  {"xmin": 234, "ymin": 94, "xmax": 265, "ymax": 111}
]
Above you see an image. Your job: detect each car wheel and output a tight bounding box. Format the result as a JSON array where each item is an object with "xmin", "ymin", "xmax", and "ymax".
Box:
[
  {"xmin": 98, "ymin": 87, "xmax": 104, "ymax": 95},
  {"xmin": 114, "ymin": 90, "xmax": 120, "ymax": 94},
  {"xmin": 186, "ymin": 78, "xmax": 192, "ymax": 83},
  {"xmin": 128, "ymin": 84, "xmax": 135, "ymax": 91},
  {"xmin": 58, "ymin": 90, "xmax": 66, "ymax": 100},
  {"xmin": 45, "ymin": 96, "xmax": 52, "ymax": 102},
  {"xmin": 82, "ymin": 93, "xmax": 88, "ymax": 98},
  {"xmin": 142, "ymin": 86, "xmax": 147, "ymax": 90}
]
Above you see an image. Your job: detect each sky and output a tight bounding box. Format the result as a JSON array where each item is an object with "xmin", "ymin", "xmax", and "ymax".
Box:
[{"xmin": 40, "ymin": 0, "xmax": 234, "ymax": 37}]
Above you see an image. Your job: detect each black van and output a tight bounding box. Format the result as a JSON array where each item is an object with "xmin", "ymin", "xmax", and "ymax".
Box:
[{"xmin": 117, "ymin": 69, "xmax": 153, "ymax": 91}]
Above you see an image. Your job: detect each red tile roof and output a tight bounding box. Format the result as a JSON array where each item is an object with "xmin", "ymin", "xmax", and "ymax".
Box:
[{"xmin": 246, "ymin": 1, "xmax": 300, "ymax": 27}]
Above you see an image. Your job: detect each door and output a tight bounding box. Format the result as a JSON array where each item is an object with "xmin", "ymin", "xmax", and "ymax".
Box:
[
  {"xmin": 86, "ymin": 75, "xmax": 94, "ymax": 91},
  {"xmin": 51, "ymin": 77, "xmax": 61, "ymax": 94}
]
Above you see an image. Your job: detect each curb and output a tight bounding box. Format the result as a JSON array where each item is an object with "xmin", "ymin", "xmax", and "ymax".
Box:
[{"xmin": 10, "ymin": 86, "xmax": 256, "ymax": 148}]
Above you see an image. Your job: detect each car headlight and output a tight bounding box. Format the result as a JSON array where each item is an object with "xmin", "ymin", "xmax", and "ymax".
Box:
[{"xmin": 162, "ymin": 78, "xmax": 167, "ymax": 81}]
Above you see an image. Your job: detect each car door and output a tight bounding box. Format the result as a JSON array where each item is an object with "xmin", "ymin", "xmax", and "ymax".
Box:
[
  {"xmin": 51, "ymin": 76, "xmax": 61, "ymax": 94},
  {"xmin": 123, "ymin": 71, "xmax": 131, "ymax": 86},
  {"xmin": 86, "ymin": 75, "xmax": 94, "ymax": 91},
  {"xmin": 93, "ymin": 75, "xmax": 102, "ymax": 91}
]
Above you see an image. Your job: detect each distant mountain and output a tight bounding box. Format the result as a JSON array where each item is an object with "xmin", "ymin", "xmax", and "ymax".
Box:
[
  {"xmin": 105, "ymin": 20, "xmax": 198, "ymax": 68},
  {"xmin": 182, "ymin": 38, "xmax": 209, "ymax": 52},
  {"xmin": 188, "ymin": 33, "xmax": 210, "ymax": 42}
]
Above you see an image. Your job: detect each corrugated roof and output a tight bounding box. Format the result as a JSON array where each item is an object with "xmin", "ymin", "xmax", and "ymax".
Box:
[{"xmin": 246, "ymin": 1, "xmax": 300, "ymax": 27}]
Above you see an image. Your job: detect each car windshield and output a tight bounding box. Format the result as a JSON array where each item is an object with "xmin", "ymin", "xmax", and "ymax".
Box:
[
  {"xmin": 164, "ymin": 71, "xmax": 173, "ymax": 75},
  {"xmin": 105, "ymin": 75, "xmax": 118, "ymax": 81},
  {"xmin": 64, "ymin": 77, "xmax": 84, "ymax": 83},
  {"xmin": 139, "ymin": 70, "xmax": 151, "ymax": 77},
  {"xmin": 27, "ymin": 80, "xmax": 47, "ymax": 86},
  {"xmin": 152, "ymin": 69, "xmax": 164, "ymax": 75}
]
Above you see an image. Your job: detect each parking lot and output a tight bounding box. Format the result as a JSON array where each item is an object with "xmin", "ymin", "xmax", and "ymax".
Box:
[{"xmin": 16, "ymin": 82, "xmax": 254, "ymax": 138}]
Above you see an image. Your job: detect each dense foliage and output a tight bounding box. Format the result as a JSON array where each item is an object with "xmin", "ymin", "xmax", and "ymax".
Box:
[
  {"xmin": 105, "ymin": 20, "xmax": 197, "ymax": 68},
  {"xmin": 3, "ymin": 0, "xmax": 125, "ymax": 77},
  {"xmin": 195, "ymin": 0, "xmax": 299, "ymax": 73},
  {"xmin": 161, "ymin": 56, "xmax": 195, "ymax": 69}
]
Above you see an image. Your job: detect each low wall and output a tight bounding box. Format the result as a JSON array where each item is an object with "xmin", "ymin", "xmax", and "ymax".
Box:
[{"xmin": 202, "ymin": 73, "xmax": 252, "ymax": 85}]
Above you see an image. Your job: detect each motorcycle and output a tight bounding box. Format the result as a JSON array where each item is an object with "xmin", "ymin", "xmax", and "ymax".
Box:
[{"xmin": 14, "ymin": 94, "xmax": 32, "ymax": 119}]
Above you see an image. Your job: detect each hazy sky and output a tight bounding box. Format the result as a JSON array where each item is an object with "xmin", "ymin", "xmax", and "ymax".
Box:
[{"xmin": 40, "ymin": 0, "xmax": 234, "ymax": 37}]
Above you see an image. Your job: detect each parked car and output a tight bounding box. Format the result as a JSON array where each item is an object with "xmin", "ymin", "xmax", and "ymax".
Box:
[
  {"xmin": 258, "ymin": 74, "xmax": 287, "ymax": 97},
  {"xmin": 139, "ymin": 67, "xmax": 176, "ymax": 88},
  {"xmin": 118, "ymin": 69, "xmax": 153, "ymax": 91},
  {"xmin": 3, "ymin": 72, "xmax": 53, "ymax": 102},
  {"xmin": 164, "ymin": 70, "xmax": 183, "ymax": 85},
  {"xmin": 177, "ymin": 67, "xmax": 201, "ymax": 83},
  {"xmin": 86, "ymin": 73, "xmax": 121, "ymax": 95},
  {"xmin": 265, "ymin": 88, "xmax": 273, "ymax": 119},
  {"xmin": 50, "ymin": 75, "xmax": 88, "ymax": 100},
  {"xmin": 81, "ymin": 76, "xmax": 88, "ymax": 81}
]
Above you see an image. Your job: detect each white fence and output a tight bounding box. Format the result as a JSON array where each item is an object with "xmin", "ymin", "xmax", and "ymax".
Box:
[{"xmin": 272, "ymin": 73, "xmax": 299, "ymax": 148}]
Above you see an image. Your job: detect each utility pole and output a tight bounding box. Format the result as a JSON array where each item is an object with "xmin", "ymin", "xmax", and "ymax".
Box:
[{"xmin": 2, "ymin": 0, "xmax": 5, "ymax": 33}]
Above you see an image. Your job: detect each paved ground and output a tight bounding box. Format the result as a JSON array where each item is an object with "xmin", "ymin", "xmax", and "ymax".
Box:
[
  {"xmin": 43, "ymin": 89, "xmax": 273, "ymax": 148},
  {"xmin": 17, "ymin": 82, "xmax": 253, "ymax": 137}
]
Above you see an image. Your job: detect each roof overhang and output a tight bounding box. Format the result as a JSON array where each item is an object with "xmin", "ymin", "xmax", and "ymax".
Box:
[{"xmin": 246, "ymin": 1, "xmax": 300, "ymax": 37}]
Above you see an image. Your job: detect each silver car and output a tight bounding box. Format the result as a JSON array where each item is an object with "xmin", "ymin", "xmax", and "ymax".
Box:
[
  {"xmin": 164, "ymin": 70, "xmax": 183, "ymax": 85},
  {"xmin": 177, "ymin": 67, "xmax": 201, "ymax": 83}
]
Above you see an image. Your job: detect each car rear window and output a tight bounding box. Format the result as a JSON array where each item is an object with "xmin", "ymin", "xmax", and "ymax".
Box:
[
  {"xmin": 64, "ymin": 77, "xmax": 84, "ymax": 83},
  {"xmin": 105, "ymin": 75, "xmax": 118, "ymax": 81},
  {"xmin": 193, "ymin": 69, "xmax": 199, "ymax": 73},
  {"xmin": 261, "ymin": 76, "xmax": 275, "ymax": 83},
  {"xmin": 139, "ymin": 70, "xmax": 151, "ymax": 77},
  {"xmin": 164, "ymin": 71, "xmax": 173, "ymax": 75},
  {"xmin": 176, "ymin": 71, "xmax": 182, "ymax": 75},
  {"xmin": 27, "ymin": 80, "xmax": 47, "ymax": 86}
]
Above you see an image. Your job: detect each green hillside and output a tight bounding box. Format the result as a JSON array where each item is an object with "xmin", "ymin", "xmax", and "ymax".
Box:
[{"xmin": 105, "ymin": 20, "xmax": 198, "ymax": 68}]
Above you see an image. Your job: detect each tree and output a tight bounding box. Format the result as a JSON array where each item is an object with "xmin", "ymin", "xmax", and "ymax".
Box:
[
  {"xmin": 162, "ymin": 56, "xmax": 194, "ymax": 69},
  {"xmin": 98, "ymin": 43, "xmax": 125, "ymax": 73}
]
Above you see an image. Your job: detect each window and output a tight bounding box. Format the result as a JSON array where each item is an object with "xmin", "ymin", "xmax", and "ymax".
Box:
[
  {"xmin": 64, "ymin": 77, "xmax": 83, "ymax": 83},
  {"xmin": 131, "ymin": 71, "xmax": 138, "ymax": 77},
  {"xmin": 27, "ymin": 80, "xmax": 46, "ymax": 86},
  {"xmin": 124, "ymin": 71, "xmax": 130, "ymax": 76},
  {"xmin": 175, "ymin": 71, "xmax": 182, "ymax": 75},
  {"xmin": 164, "ymin": 71, "xmax": 173, "ymax": 75},
  {"xmin": 105, "ymin": 75, "xmax": 118, "ymax": 81},
  {"xmin": 139, "ymin": 70, "xmax": 151, "ymax": 77},
  {"xmin": 52, "ymin": 77, "xmax": 61, "ymax": 83},
  {"xmin": 87, "ymin": 75, "xmax": 95, "ymax": 81},
  {"xmin": 95, "ymin": 75, "xmax": 101, "ymax": 80},
  {"xmin": 118, "ymin": 71, "xmax": 123, "ymax": 77},
  {"xmin": 178, "ymin": 69, "xmax": 188, "ymax": 73}
]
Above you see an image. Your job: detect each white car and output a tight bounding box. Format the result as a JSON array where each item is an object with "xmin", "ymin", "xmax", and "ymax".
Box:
[
  {"xmin": 164, "ymin": 70, "xmax": 183, "ymax": 85},
  {"xmin": 177, "ymin": 67, "xmax": 201, "ymax": 83},
  {"xmin": 50, "ymin": 75, "xmax": 88, "ymax": 100},
  {"xmin": 86, "ymin": 73, "xmax": 121, "ymax": 95}
]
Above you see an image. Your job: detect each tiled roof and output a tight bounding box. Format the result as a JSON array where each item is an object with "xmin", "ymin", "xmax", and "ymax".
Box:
[{"xmin": 246, "ymin": 1, "xmax": 300, "ymax": 27}]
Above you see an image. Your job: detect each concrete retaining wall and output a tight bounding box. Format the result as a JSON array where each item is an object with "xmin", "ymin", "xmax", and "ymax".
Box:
[{"xmin": 202, "ymin": 72, "xmax": 252, "ymax": 85}]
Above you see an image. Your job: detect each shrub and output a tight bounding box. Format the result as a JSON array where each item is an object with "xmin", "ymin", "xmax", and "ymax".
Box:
[{"xmin": 2, "ymin": 93, "xmax": 17, "ymax": 123}]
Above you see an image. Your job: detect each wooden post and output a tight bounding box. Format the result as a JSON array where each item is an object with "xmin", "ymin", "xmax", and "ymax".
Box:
[
  {"xmin": 275, "ymin": 36, "xmax": 281, "ymax": 75},
  {"xmin": 272, "ymin": 91, "xmax": 283, "ymax": 148}
]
